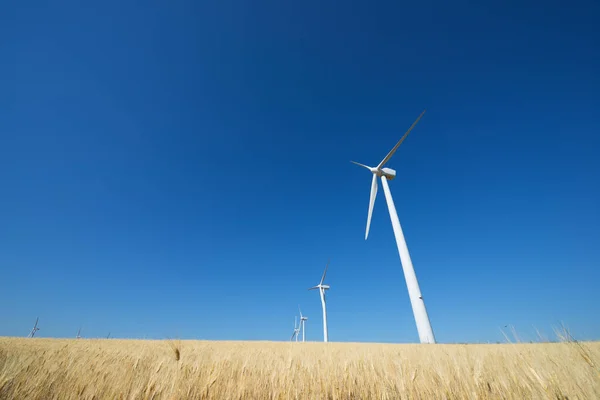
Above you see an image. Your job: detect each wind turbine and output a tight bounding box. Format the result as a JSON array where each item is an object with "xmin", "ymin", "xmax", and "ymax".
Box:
[
  {"xmin": 27, "ymin": 317, "xmax": 40, "ymax": 338},
  {"xmin": 351, "ymin": 110, "xmax": 436, "ymax": 344},
  {"xmin": 309, "ymin": 261, "xmax": 330, "ymax": 342},
  {"xmin": 76, "ymin": 327, "xmax": 82, "ymax": 339},
  {"xmin": 298, "ymin": 306, "xmax": 308, "ymax": 342},
  {"xmin": 290, "ymin": 316, "xmax": 300, "ymax": 342}
]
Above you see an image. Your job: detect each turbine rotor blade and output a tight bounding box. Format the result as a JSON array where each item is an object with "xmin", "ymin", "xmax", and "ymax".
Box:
[
  {"xmin": 377, "ymin": 110, "xmax": 426, "ymax": 169},
  {"xmin": 320, "ymin": 260, "xmax": 329, "ymax": 285},
  {"xmin": 365, "ymin": 174, "xmax": 378, "ymax": 240},
  {"xmin": 351, "ymin": 161, "xmax": 373, "ymax": 171},
  {"xmin": 308, "ymin": 286, "xmax": 319, "ymax": 290}
]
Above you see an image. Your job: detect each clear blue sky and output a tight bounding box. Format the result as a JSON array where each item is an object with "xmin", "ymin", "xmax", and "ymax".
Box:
[{"xmin": 1, "ymin": 0, "xmax": 599, "ymax": 343}]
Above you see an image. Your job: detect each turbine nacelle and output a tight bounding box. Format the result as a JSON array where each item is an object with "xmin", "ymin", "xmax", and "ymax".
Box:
[{"xmin": 380, "ymin": 167, "xmax": 396, "ymax": 180}]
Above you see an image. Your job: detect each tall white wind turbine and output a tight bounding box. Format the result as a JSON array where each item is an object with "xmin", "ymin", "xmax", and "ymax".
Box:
[
  {"xmin": 28, "ymin": 317, "xmax": 40, "ymax": 338},
  {"xmin": 351, "ymin": 110, "xmax": 436, "ymax": 344},
  {"xmin": 309, "ymin": 261, "xmax": 330, "ymax": 342},
  {"xmin": 76, "ymin": 327, "xmax": 82, "ymax": 339},
  {"xmin": 299, "ymin": 306, "xmax": 308, "ymax": 342},
  {"xmin": 290, "ymin": 316, "xmax": 300, "ymax": 342}
]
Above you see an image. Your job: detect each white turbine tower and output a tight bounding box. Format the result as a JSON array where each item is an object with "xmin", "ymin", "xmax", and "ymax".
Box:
[
  {"xmin": 298, "ymin": 306, "xmax": 308, "ymax": 342},
  {"xmin": 28, "ymin": 317, "xmax": 40, "ymax": 338},
  {"xmin": 309, "ymin": 261, "xmax": 330, "ymax": 342},
  {"xmin": 351, "ymin": 110, "xmax": 436, "ymax": 344},
  {"xmin": 290, "ymin": 317, "xmax": 300, "ymax": 342},
  {"xmin": 76, "ymin": 327, "xmax": 82, "ymax": 339}
]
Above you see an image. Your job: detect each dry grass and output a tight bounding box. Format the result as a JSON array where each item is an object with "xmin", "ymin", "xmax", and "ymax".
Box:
[{"xmin": 1, "ymin": 338, "xmax": 599, "ymax": 399}]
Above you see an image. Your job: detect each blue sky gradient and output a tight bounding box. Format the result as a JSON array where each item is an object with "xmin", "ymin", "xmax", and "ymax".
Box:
[{"xmin": 1, "ymin": 0, "xmax": 599, "ymax": 343}]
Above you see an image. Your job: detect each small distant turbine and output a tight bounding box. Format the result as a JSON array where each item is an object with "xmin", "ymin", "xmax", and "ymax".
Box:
[
  {"xmin": 290, "ymin": 316, "xmax": 300, "ymax": 342},
  {"xmin": 299, "ymin": 306, "xmax": 308, "ymax": 342},
  {"xmin": 28, "ymin": 317, "xmax": 40, "ymax": 338},
  {"xmin": 76, "ymin": 327, "xmax": 82, "ymax": 339},
  {"xmin": 309, "ymin": 261, "xmax": 330, "ymax": 342},
  {"xmin": 351, "ymin": 110, "xmax": 436, "ymax": 344},
  {"xmin": 106, "ymin": 332, "xmax": 111, "ymax": 339}
]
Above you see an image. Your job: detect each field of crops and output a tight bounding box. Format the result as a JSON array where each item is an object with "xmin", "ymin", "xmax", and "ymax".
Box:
[{"xmin": 0, "ymin": 338, "xmax": 598, "ymax": 399}]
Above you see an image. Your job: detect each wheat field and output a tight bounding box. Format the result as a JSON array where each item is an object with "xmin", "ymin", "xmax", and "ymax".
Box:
[{"xmin": 0, "ymin": 338, "xmax": 598, "ymax": 399}]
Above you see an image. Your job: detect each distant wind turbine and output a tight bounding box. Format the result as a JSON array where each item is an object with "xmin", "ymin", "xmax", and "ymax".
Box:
[
  {"xmin": 28, "ymin": 317, "xmax": 40, "ymax": 338},
  {"xmin": 290, "ymin": 317, "xmax": 300, "ymax": 342},
  {"xmin": 299, "ymin": 306, "xmax": 308, "ymax": 342},
  {"xmin": 351, "ymin": 110, "xmax": 436, "ymax": 344},
  {"xmin": 76, "ymin": 327, "xmax": 82, "ymax": 339},
  {"xmin": 309, "ymin": 261, "xmax": 330, "ymax": 342}
]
